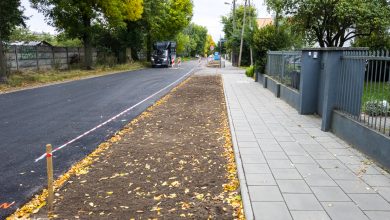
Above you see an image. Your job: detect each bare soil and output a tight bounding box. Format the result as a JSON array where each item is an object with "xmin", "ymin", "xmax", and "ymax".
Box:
[{"xmin": 31, "ymin": 75, "xmax": 238, "ymax": 219}]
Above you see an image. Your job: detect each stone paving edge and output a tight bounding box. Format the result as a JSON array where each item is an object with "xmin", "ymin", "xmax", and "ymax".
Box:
[{"xmin": 222, "ymin": 75, "xmax": 255, "ymax": 220}]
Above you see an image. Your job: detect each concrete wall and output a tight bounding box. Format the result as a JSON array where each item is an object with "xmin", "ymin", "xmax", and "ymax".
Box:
[
  {"xmin": 332, "ymin": 111, "xmax": 390, "ymax": 169},
  {"xmin": 257, "ymin": 73, "xmax": 265, "ymax": 85},
  {"xmin": 266, "ymin": 77, "xmax": 280, "ymax": 97},
  {"xmin": 280, "ymin": 85, "xmax": 300, "ymax": 110},
  {"xmin": 6, "ymin": 46, "xmax": 98, "ymax": 71}
]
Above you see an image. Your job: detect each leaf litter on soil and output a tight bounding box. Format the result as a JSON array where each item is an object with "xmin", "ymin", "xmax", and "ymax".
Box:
[{"xmin": 9, "ymin": 75, "xmax": 244, "ymax": 220}]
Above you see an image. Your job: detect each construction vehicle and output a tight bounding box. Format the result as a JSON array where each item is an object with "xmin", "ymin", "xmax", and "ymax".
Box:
[{"xmin": 151, "ymin": 41, "xmax": 176, "ymax": 68}]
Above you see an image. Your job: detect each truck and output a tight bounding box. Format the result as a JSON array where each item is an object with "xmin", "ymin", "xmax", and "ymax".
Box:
[{"xmin": 151, "ymin": 41, "xmax": 176, "ymax": 68}]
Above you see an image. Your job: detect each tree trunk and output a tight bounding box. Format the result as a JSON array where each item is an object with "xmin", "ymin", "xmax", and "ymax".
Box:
[
  {"xmin": 146, "ymin": 31, "xmax": 152, "ymax": 62},
  {"xmin": 82, "ymin": 16, "xmax": 93, "ymax": 70},
  {"xmin": 0, "ymin": 41, "xmax": 8, "ymax": 83}
]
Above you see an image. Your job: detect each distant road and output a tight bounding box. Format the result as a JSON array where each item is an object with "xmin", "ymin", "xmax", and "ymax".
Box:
[{"xmin": 0, "ymin": 61, "xmax": 198, "ymax": 218}]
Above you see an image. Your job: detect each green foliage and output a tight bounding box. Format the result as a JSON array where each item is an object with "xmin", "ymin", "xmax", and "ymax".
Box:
[
  {"xmin": 142, "ymin": 0, "xmax": 193, "ymax": 59},
  {"xmin": 252, "ymin": 23, "xmax": 300, "ymax": 73},
  {"xmin": 9, "ymin": 27, "xmax": 82, "ymax": 47},
  {"xmin": 186, "ymin": 24, "xmax": 208, "ymax": 56},
  {"xmin": 176, "ymin": 23, "xmax": 207, "ymax": 57},
  {"xmin": 31, "ymin": 0, "xmax": 144, "ymax": 68},
  {"xmin": 353, "ymin": 29, "xmax": 390, "ymax": 50},
  {"xmin": 0, "ymin": 0, "xmax": 26, "ymax": 80},
  {"xmin": 245, "ymin": 65, "xmax": 254, "ymax": 77},
  {"xmin": 176, "ymin": 32, "xmax": 191, "ymax": 55},
  {"xmin": 222, "ymin": 4, "xmax": 257, "ymax": 66},
  {"xmin": 364, "ymin": 100, "xmax": 390, "ymax": 116},
  {"xmin": 204, "ymin": 35, "xmax": 216, "ymax": 56},
  {"xmin": 266, "ymin": 0, "xmax": 390, "ymax": 47},
  {"xmin": 0, "ymin": 0, "xmax": 26, "ymax": 40}
]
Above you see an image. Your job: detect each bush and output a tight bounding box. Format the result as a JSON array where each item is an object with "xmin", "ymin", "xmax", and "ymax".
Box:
[
  {"xmin": 246, "ymin": 65, "xmax": 254, "ymax": 78},
  {"xmin": 364, "ymin": 100, "xmax": 390, "ymax": 116}
]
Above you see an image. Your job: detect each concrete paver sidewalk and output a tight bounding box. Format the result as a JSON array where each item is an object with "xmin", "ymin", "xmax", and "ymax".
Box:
[{"xmin": 221, "ymin": 62, "xmax": 390, "ymax": 220}]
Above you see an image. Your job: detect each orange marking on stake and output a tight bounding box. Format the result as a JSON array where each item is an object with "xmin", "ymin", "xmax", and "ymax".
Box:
[{"xmin": 0, "ymin": 201, "xmax": 15, "ymax": 209}]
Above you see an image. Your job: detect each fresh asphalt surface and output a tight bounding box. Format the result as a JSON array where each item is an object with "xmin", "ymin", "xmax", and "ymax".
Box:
[{"xmin": 0, "ymin": 61, "xmax": 198, "ymax": 218}]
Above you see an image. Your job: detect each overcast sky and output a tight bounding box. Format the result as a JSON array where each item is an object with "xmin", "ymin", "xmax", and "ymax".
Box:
[{"xmin": 21, "ymin": 0, "xmax": 271, "ymax": 42}]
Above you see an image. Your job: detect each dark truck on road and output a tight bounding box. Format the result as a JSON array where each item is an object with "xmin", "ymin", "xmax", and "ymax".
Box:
[{"xmin": 151, "ymin": 41, "xmax": 176, "ymax": 68}]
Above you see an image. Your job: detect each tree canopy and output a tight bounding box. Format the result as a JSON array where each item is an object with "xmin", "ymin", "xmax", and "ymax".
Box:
[
  {"xmin": 266, "ymin": 0, "xmax": 390, "ymax": 47},
  {"xmin": 222, "ymin": 4, "xmax": 257, "ymax": 66},
  {"xmin": 0, "ymin": 0, "xmax": 26, "ymax": 81},
  {"xmin": 32, "ymin": 0, "xmax": 144, "ymax": 68}
]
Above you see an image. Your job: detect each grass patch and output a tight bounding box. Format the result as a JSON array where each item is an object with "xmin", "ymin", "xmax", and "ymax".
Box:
[
  {"xmin": 362, "ymin": 82, "xmax": 390, "ymax": 115},
  {"xmin": 181, "ymin": 57, "xmax": 196, "ymax": 62},
  {"xmin": 362, "ymin": 82, "xmax": 390, "ymax": 103},
  {"xmin": 245, "ymin": 66, "xmax": 254, "ymax": 78},
  {"xmin": 0, "ymin": 62, "xmax": 146, "ymax": 92}
]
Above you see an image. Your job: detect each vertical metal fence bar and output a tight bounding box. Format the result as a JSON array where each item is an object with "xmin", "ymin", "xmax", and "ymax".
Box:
[
  {"xmin": 373, "ymin": 51, "xmax": 379, "ymax": 129},
  {"xmin": 384, "ymin": 50, "xmax": 390, "ymax": 135},
  {"xmin": 363, "ymin": 50, "xmax": 368, "ymax": 123},
  {"xmin": 378, "ymin": 51, "xmax": 384, "ymax": 132},
  {"xmin": 347, "ymin": 51, "xmax": 353, "ymax": 118},
  {"xmin": 339, "ymin": 52, "xmax": 346, "ymax": 111},
  {"xmin": 369, "ymin": 51, "xmax": 375, "ymax": 128},
  {"xmin": 350, "ymin": 51, "xmax": 355, "ymax": 119},
  {"xmin": 354, "ymin": 51, "xmax": 360, "ymax": 121}
]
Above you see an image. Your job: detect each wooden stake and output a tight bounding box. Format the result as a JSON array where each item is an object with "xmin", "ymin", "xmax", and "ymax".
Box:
[{"xmin": 46, "ymin": 144, "xmax": 54, "ymax": 216}]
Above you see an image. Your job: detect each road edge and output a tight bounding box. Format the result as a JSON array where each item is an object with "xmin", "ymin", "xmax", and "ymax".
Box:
[{"xmin": 6, "ymin": 67, "xmax": 197, "ymax": 220}]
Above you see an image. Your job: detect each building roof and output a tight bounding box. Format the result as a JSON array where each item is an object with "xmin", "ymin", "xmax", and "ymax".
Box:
[
  {"xmin": 9, "ymin": 41, "xmax": 53, "ymax": 47},
  {"xmin": 257, "ymin": 18, "xmax": 274, "ymax": 28}
]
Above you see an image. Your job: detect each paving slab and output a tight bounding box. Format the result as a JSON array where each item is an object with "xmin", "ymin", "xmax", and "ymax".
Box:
[
  {"xmin": 290, "ymin": 211, "xmax": 331, "ymax": 220},
  {"xmin": 252, "ymin": 202, "xmax": 292, "ymax": 220},
  {"xmin": 222, "ymin": 64, "xmax": 390, "ymax": 219}
]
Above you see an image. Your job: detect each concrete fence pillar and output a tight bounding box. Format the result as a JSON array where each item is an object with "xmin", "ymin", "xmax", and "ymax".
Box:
[
  {"xmin": 320, "ymin": 50, "xmax": 344, "ymax": 131},
  {"xmin": 298, "ymin": 48, "xmax": 368, "ymax": 132},
  {"xmin": 299, "ymin": 50, "xmax": 322, "ymax": 115}
]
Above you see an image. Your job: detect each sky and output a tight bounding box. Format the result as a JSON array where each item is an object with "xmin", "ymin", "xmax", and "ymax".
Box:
[{"xmin": 21, "ymin": 0, "xmax": 271, "ymax": 42}]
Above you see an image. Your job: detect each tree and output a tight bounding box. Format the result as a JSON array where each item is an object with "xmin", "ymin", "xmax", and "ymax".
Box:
[
  {"xmin": 176, "ymin": 32, "xmax": 191, "ymax": 55},
  {"xmin": 180, "ymin": 23, "xmax": 208, "ymax": 56},
  {"xmin": 32, "ymin": 0, "xmax": 143, "ymax": 69},
  {"xmin": 253, "ymin": 23, "xmax": 299, "ymax": 73},
  {"xmin": 266, "ymin": 0, "xmax": 390, "ymax": 47},
  {"xmin": 142, "ymin": 0, "xmax": 193, "ymax": 60},
  {"xmin": 353, "ymin": 27, "xmax": 390, "ymax": 50},
  {"xmin": 204, "ymin": 34, "xmax": 216, "ymax": 56},
  {"xmin": 0, "ymin": 0, "xmax": 25, "ymax": 82},
  {"xmin": 222, "ymin": 4, "xmax": 257, "ymax": 66}
]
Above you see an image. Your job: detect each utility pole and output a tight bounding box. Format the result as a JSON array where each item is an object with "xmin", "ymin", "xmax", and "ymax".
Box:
[
  {"xmin": 248, "ymin": 0, "xmax": 253, "ymax": 66},
  {"xmin": 233, "ymin": 0, "xmax": 236, "ymax": 31},
  {"xmin": 232, "ymin": 0, "xmax": 236, "ymax": 65},
  {"xmin": 238, "ymin": 0, "xmax": 247, "ymax": 67}
]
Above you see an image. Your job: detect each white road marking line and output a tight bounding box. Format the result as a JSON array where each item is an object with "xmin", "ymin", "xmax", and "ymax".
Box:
[{"xmin": 35, "ymin": 68, "xmax": 195, "ymax": 162}]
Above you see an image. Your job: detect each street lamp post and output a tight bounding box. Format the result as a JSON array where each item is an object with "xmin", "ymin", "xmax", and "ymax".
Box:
[{"xmin": 225, "ymin": 1, "xmax": 237, "ymax": 65}]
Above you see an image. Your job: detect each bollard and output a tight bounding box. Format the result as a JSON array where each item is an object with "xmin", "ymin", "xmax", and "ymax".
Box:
[{"xmin": 46, "ymin": 144, "xmax": 54, "ymax": 216}]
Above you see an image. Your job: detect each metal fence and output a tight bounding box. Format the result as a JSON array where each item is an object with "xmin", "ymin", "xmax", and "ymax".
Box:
[
  {"xmin": 266, "ymin": 51, "xmax": 302, "ymax": 90},
  {"xmin": 336, "ymin": 50, "xmax": 390, "ymax": 136}
]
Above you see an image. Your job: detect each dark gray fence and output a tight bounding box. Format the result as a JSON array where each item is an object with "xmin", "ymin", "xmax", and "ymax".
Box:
[
  {"xmin": 336, "ymin": 50, "xmax": 390, "ymax": 136},
  {"xmin": 258, "ymin": 48, "xmax": 390, "ymax": 169},
  {"xmin": 266, "ymin": 51, "xmax": 301, "ymax": 90}
]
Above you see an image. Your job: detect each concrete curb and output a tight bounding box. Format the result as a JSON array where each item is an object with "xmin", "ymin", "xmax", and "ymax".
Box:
[{"xmin": 222, "ymin": 75, "xmax": 254, "ymax": 220}]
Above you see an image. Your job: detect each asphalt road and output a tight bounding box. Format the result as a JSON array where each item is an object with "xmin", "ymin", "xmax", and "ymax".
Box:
[{"xmin": 0, "ymin": 61, "xmax": 198, "ymax": 218}]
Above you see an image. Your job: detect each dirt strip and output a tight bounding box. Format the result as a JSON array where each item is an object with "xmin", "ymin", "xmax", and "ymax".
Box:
[{"xmin": 14, "ymin": 75, "xmax": 243, "ymax": 219}]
